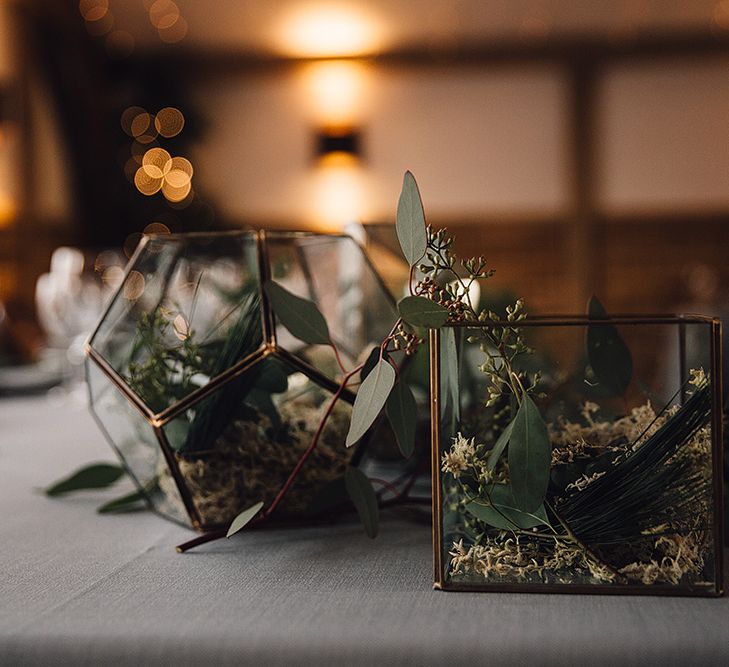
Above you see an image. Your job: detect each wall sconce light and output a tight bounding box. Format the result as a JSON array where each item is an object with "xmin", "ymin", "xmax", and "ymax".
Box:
[{"xmin": 314, "ymin": 126, "xmax": 362, "ymax": 166}]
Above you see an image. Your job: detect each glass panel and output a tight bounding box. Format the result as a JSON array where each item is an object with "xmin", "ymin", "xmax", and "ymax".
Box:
[
  {"xmin": 162, "ymin": 355, "xmax": 354, "ymax": 529},
  {"xmin": 438, "ymin": 320, "xmax": 718, "ymax": 593},
  {"xmin": 267, "ymin": 233, "xmax": 397, "ymax": 386},
  {"xmin": 86, "ymin": 359, "xmax": 190, "ymax": 526},
  {"xmin": 89, "ymin": 232, "xmax": 263, "ymax": 414}
]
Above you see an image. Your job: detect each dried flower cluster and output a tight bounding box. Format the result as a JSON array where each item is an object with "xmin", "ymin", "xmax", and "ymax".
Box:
[
  {"xmin": 449, "ymin": 537, "xmax": 616, "ymax": 584},
  {"xmin": 441, "ymin": 433, "xmax": 493, "ymax": 483},
  {"xmin": 158, "ymin": 393, "xmax": 352, "ymax": 526}
]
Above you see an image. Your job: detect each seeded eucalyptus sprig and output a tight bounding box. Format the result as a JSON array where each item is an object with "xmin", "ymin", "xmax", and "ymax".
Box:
[{"xmin": 387, "ymin": 171, "xmax": 552, "ymax": 524}]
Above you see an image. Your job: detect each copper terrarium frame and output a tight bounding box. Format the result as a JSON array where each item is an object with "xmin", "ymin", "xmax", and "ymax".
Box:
[
  {"xmin": 85, "ymin": 229, "xmax": 395, "ymax": 532},
  {"xmin": 430, "ymin": 314, "xmax": 724, "ymax": 597}
]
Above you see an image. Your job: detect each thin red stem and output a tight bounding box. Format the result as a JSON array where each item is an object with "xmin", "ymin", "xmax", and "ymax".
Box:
[
  {"xmin": 177, "ymin": 363, "xmax": 363, "ymax": 553},
  {"xmin": 176, "ymin": 529, "xmax": 226, "ymax": 553},
  {"xmin": 380, "ymin": 496, "xmax": 430, "ymax": 509},
  {"xmin": 400, "ymin": 456, "xmax": 427, "ymax": 497},
  {"xmin": 369, "ymin": 477, "xmax": 402, "ymax": 498},
  {"xmin": 260, "ymin": 365, "xmax": 361, "ymax": 521},
  {"xmin": 331, "ymin": 343, "xmax": 347, "ymax": 375}
]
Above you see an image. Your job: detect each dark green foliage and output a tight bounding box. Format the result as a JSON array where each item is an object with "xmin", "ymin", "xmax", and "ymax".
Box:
[
  {"xmin": 386, "ymin": 379, "xmax": 418, "ymax": 459},
  {"xmin": 440, "ymin": 327, "xmax": 460, "ymax": 442},
  {"xmin": 509, "ymin": 395, "xmax": 552, "ymax": 513},
  {"xmin": 398, "ymin": 295, "xmax": 449, "ymax": 328},
  {"xmin": 466, "ymin": 484, "xmax": 549, "ymax": 531},
  {"xmin": 586, "ymin": 296, "xmax": 633, "ymax": 397},
  {"xmin": 45, "ymin": 463, "xmax": 125, "ymax": 496},
  {"xmin": 345, "ymin": 466, "xmax": 379, "ymax": 538},
  {"xmin": 97, "ymin": 487, "xmax": 149, "ymax": 514},
  {"xmin": 180, "ymin": 293, "xmax": 267, "ymax": 453},
  {"xmin": 264, "ymin": 280, "xmax": 331, "ymax": 346}
]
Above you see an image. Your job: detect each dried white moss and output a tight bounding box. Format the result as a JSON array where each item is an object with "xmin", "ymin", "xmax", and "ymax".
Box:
[{"xmin": 158, "ymin": 394, "xmax": 353, "ymax": 528}]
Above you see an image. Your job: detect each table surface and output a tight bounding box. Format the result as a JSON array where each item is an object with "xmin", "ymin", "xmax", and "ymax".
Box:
[{"xmin": 1, "ymin": 393, "xmax": 728, "ymax": 666}]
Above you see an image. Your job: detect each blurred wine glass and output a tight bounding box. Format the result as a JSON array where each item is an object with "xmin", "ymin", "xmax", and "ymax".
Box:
[{"xmin": 35, "ymin": 246, "xmax": 124, "ymax": 403}]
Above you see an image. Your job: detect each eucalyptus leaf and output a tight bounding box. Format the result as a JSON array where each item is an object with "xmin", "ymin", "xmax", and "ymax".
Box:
[
  {"xmin": 344, "ymin": 466, "xmax": 379, "ymax": 538},
  {"xmin": 360, "ymin": 346, "xmax": 382, "ymax": 381},
  {"xmin": 508, "ymin": 395, "xmax": 551, "ymax": 513},
  {"xmin": 586, "ymin": 296, "xmax": 633, "ymax": 397},
  {"xmin": 306, "ymin": 476, "xmax": 350, "ymax": 515},
  {"xmin": 246, "ymin": 388, "xmax": 282, "ymax": 429},
  {"xmin": 486, "ymin": 419, "xmax": 514, "ymax": 472},
  {"xmin": 345, "ymin": 358, "xmax": 396, "ymax": 447},
  {"xmin": 264, "ymin": 280, "xmax": 330, "ymax": 346},
  {"xmin": 97, "ymin": 487, "xmax": 148, "ymax": 514},
  {"xmin": 395, "ymin": 170, "xmax": 427, "ymax": 267},
  {"xmin": 465, "ymin": 484, "xmax": 549, "ymax": 531},
  {"xmin": 255, "ymin": 358, "xmax": 290, "ymax": 393},
  {"xmin": 226, "ymin": 501, "xmax": 264, "ymax": 538},
  {"xmin": 440, "ymin": 327, "xmax": 460, "ymax": 440},
  {"xmin": 386, "ymin": 379, "xmax": 417, "ymax": 458},
  {"xmin": 398, "ymin": 296, "xmax": 449, "ymax": 329},
  {"xmin": 45, "ymin": 463, "xmax": 125, "ymax": 497}
]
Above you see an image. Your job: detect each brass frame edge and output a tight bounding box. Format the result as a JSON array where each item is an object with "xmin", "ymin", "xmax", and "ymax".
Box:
[
  {"xmin": 430, "ymin": 329, "xmax": 444, "ymax": 590},
  {"xmin": 154, "ymin": 426, "xmax": 203, "ymax": 530},
  {"xmin": 710, "ymin": 318, "xmax": 725, "ymax": 595},
  {"xmin": 86, "ymin": 346, "xmax": 156, "ymax": 422},
  {"xmin": 154, "ymin": 346, "xmax": 269, "ymax": 425}
]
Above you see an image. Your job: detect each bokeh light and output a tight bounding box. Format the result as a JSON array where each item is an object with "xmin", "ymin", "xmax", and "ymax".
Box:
[
  {"xmin": 148, "ymin": 0, "xmax": 180, "ymax": 29},
  {"xmin": 123, "ymin": 233, "xmax": 144, "ymax": 258},
  {"xmin": 130, "ymin": 112, "xmax": 152, "ymax": 138},
  {"xmin": 142, "ymin": 147, "xmax": 172, "ymax": 179},
  {"xmin": 158, "ymin": 16, "xmax": 188, "ymax": 43},
  {"xmin": 79, "ymin": 0, "xmax": 108, "ymax": 22},
  {"xmin": 134, "ymin": 167, "xmax": 163, "ymax": 196},
  {"xmin": 123, "ymin": 270, "xmax": 146, "ymax": 300},
  {"xmin": 101, "ymin": 266, "xmax": 125, "ymax": 290},
  {"xmin": 713, "ymin": 1, "xmax": 729, "ymax": 29},
  {"xmin": 84, "ymin": 10, "xmax": 114, "ymax": 36},
  {"xmin": 154, "ymin": 107, "xmax": 185, "ymax": 138},
  {"xmin": 143, "ymin": 222, "xmax": 171, "ymax": 235},
  {"xmin": 162, "ymin": 178, "xmax": 192, "ymax": 203},
  {"xmin": 93, "ymin": 250, "xmax": 121, "ymax": 273},
  {"xmin": 121, "ymin": 106, "xmax": 145, "ymax": 136},
  {"xmin": 173, "ymin": 314, "xmax": 189, "ymax": 340}
]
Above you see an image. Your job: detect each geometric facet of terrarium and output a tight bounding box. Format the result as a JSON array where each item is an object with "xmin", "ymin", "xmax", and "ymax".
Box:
[
  {"xmin": 86, "ymin": 230, "xmax": 397, "ymax": 531},
  {"xmin": 432, "ymin": 315, "xmax": 724, "ymax": 596}
]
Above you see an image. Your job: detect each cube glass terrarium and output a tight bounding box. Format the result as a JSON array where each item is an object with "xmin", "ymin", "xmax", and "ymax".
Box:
[
  {"xmin": 431, "ymin": 316, "xmax": 723, "ymax": 595},
  {"xmin": 86, "ymin": 230, "xmax": 396, "ymax": 531}
]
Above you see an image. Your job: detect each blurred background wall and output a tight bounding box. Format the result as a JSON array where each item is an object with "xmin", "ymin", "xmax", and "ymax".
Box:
[{"xmin": 0, "ymin": 0, "xmax": 728, "ymax": 357}]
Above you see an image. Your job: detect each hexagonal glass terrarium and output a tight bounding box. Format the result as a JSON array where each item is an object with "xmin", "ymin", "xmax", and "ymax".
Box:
[
  {"xmin": 432, "ymin": 316, "xmax": 724, "ymax": 596},
  {"xmin": 86, "ymin": 230, "xmax": 397, "ymax": 531}
]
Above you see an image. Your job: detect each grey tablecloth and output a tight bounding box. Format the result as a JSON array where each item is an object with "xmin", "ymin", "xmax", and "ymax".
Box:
[{"xmin": 1, "ymin": 394, "xmax": 728, "ymax": 666}]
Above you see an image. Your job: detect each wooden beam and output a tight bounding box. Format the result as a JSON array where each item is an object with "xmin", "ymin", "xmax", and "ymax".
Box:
[{"xmin": 135, "ymin": 30, "xmax": 729, "ymax": 80}]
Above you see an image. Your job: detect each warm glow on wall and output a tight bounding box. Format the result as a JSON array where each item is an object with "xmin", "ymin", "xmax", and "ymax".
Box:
[
  {"xmin": 276, "ymin": 3, "xmax": 385, "ymax": 58},
  {"xmin": 307, "ymin": 163, "xmax": 364, "ymax": 231},
  {"xmin": 0, "ymin": 190, "xmax": 15, "ymax": 228},
  {"xmin": 301, "ymin": 60, "xmax": 370, "ymax": 126}
]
